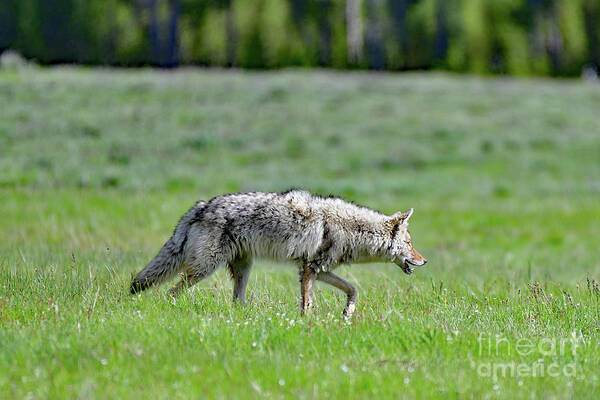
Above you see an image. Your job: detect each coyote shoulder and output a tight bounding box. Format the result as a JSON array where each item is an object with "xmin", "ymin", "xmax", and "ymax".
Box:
[{"xmin": 130, "ymin": 190, "xmax": 427, "ymax": 318}]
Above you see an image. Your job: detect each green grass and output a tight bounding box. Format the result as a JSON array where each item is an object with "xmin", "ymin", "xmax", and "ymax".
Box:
[{"xmin": 1, "ymin": 67, "xmax": 599, "ymax": 398}]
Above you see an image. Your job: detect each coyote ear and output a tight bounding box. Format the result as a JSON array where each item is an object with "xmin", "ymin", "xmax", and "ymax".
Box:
[{"xmin": 393, "ymin": 208, "xmax": 414, "ymax": 224}]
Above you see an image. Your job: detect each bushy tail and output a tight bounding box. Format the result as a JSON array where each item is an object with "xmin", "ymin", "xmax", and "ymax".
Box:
[{"xmin": 130, "ymin": 200, "xmax": 207, "ymax": 294}]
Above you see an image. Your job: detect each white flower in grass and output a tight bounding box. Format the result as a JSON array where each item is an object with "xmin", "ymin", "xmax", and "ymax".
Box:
[
  {"xmin": 250, "ymin": 381, "xmax": 262, "ymax": 394},
  {"xmin": 278, "ymin": 379, "xmax": 285, "ymax": 386},
  {"xmin": 340, "ymin": 364, "xmax": 349, "ymax": 373},
  {"xmin": 252, "ymin": 342, "xmax": 257, "ymax": 348}
]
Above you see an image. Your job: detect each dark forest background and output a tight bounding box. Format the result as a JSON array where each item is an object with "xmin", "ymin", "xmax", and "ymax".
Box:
[{"xmin": 1, "ymin": 0, "xmax": 599, "ymax": 76}]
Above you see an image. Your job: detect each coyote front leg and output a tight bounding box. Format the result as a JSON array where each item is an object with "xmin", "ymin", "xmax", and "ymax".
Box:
[
  {"xmin": 317, "ymin": 272, "xmax": 358, "ymax": 318},
  {"xmin": 299, "ymin": 264, "xmax": 316, "ymax": 314}
]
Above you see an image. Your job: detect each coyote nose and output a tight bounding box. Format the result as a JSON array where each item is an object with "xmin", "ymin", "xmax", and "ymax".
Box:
[{"xmin": 422, "ymin": 259, "xmax": 427, "ymax": 265}]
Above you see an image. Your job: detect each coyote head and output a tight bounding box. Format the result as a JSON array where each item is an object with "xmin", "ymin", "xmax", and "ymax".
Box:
[{"xmin": 388, "ymin": 208, "xmax": 427, "ymax": 275}]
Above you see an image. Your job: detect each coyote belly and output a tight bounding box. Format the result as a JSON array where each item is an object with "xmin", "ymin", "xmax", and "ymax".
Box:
[{"xmin": 130, "ymin": 190, "xmax": 427, "ymax": 318}]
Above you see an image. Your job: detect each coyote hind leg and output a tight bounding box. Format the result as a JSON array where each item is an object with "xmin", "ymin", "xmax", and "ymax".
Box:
[
  {"xmin": 227, "ymin": 252, "xmax": 253, "ymax": 305},
  {"xmin": 168, "ymin": 267, "xmax": 202, "ymax": 297},
  {"xmin": 168, "ymin": 257, "xmax": 224, "ymax": 297},
  {"xmin": 317, "ymin": 272, "xmax": 358, "ymax": 319},
  {"xmin": 168, "ymin": 229, "xmax": 233, "ymax": 298}
]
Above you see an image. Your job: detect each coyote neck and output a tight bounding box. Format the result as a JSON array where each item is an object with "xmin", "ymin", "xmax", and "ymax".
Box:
[{"xmin": 338, "ymin": 213, "xmax": 391, "ymax": 264}]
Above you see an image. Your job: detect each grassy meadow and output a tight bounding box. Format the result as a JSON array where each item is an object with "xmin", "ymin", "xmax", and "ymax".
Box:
[{"xmin": 1, "ymin": 67, "xmax": 599, "ymax": 398}]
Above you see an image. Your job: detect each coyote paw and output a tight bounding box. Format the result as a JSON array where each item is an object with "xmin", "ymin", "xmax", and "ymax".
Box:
[{"xmin": 342, "ymin": 302, "xmax": 356, "ymax": 319}]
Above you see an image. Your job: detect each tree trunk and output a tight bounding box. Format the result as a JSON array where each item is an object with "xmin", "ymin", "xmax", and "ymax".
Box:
[
  {"xmin": 365, "ymin": 0, "xmax": 384, "ymax": 69},
  {"xmin": 389, "ymin": 0, "xmax": 408, "ymax": 57},
  {"xmin": 317, "ymin": 0, "xmax": 333, "ymax": 66},
  {"xmin": 225, "ymin": 3, "xmax": 236, "ymax": 67},
  {"xmin": 583, "ymin": 1, "xmax": 599, "ymax": 67},
  {"xmin": 149, "ymin": 0, "xmax": 161, "ymax": 65},
  {"xmin": 434, "ymin": 0, "xmax": 448, "ymax": 62},
  {"xmin": 165, "ymin": 0, "xmax": 180, "ymax": 67},
  {"xmin": 546, "ymin": 7, "xmax": 563, "ymax": 75},
  {"xmin": 346, "ymin": 0, "xmax": 364, "ymax": 64}
]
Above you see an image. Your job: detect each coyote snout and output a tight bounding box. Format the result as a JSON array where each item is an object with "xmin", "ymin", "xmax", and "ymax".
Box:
[{"xmin": 396, "ymin": 247, "xmax": 427, "ymax": 275}]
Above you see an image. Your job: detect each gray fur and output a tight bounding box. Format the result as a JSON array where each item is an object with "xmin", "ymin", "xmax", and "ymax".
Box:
[
  {"xmin": 130, "ymin": 190, "xmax": 427, "ymax": 317},
  {"xmin": 130, "ymin": 200, "xmax": 207, "ymax": 293}
]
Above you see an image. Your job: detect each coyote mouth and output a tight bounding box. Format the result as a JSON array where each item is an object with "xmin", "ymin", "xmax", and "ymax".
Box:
[
  {"xmin": 397, "ymin": 258, "xmax": 422, "ymax": 275},
  {"xmin": 400, "ymin": 260, "xmax": 414, "ymax": 275}
]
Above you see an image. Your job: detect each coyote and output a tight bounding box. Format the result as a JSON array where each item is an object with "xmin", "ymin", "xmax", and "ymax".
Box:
[{"xmin": 130, "ymin": 190, "xmax": 427, "ymax": 318}]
